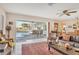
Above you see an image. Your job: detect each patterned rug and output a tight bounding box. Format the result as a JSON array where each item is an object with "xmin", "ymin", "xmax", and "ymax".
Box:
[{"xmin": 22, "ymin": 42, "xmax": 62, "ymax": 55}]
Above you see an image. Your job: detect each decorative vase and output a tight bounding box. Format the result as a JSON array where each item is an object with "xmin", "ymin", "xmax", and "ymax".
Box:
[
  {"xmin": 64, "ymin": 43, "xmax": 70, "ymax": 50},
  {"xmin": 6, "ymin": 25, "xmax": 11, "ymax": 39}
]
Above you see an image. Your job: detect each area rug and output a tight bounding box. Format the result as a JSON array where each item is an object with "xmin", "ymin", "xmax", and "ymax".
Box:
[{"xmin": 22, "ymin": 42, "xmax": 62, "ymax": 55}]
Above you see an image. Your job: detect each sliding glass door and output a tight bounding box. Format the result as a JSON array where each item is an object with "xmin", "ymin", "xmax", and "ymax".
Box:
[{"xmin": 16, "ymin": 20, "xmax": 47, "ymax": 42}]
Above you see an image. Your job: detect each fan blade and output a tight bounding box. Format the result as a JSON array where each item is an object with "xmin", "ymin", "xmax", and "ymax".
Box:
[
  {"xmin": 63, "ymin": 10, "xmax": 68, "ymax": 13},
  {"xmin": 68, "ymin": 11, "xmax": 77, "ymax": 13},
  {"xmin": 66, "ymin": 13, "xmax": 70, "ymax": 16}
]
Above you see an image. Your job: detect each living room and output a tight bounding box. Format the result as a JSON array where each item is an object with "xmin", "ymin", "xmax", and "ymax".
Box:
[{"xmin": 0, "ymin": 3, "xmax": 79, "ymax": 55}]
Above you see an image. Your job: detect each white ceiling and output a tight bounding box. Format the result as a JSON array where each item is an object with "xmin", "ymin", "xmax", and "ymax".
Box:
[{"xmin": 0, "ymin": 3, "xmax": 79, "ymax": 20}]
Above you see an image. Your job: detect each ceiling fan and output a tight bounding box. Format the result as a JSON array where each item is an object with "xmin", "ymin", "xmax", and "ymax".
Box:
[{"xmin": 57, "ymin": 9, "xmax": 77, "ymax": 17}]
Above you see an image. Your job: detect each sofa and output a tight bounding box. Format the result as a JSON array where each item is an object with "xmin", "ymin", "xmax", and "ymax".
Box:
[{"xmin": 69, "ymin": 36, "xmax": 79, "ymax": 43}]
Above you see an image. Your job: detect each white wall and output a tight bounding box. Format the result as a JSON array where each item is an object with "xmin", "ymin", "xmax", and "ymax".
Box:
[
  {"xmin": 0, "ymin": 8, "xmax": 6, "ymax": 34},
  {"xmin": 0, "ymin": 15, "xmax": 3, "ymax": 30}
]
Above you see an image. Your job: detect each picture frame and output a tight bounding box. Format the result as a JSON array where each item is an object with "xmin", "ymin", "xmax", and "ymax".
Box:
[
  {"xmin": 73, "ymin": 24, "xmax": 77, "ymax": 29},
  {"xmin": 68, "ymin": 25, "xmax": 72, "ymax": 28}
]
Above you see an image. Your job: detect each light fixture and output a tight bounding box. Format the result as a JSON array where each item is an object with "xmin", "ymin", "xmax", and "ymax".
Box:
[{"xmin": 48, "ymin": 3, "xmax": 56, "ymax": 6}]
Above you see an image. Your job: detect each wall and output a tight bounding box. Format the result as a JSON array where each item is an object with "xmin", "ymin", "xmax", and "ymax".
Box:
[
  {"xmin": 6, "ymin": 12, "xmax": 49, "ymax": 40},
  {"xmin": 0, "ymin": 7, "xmax": 6, "ymax": 34},
  {"xmin": 50, "ymin": 20, "xmax": 77, "ymax": 32}
]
